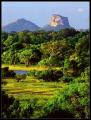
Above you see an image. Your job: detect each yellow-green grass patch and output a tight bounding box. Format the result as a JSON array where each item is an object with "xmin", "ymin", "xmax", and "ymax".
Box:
[{"xmin": 2, "ymin": 76, "xmax": 67, "ymax": 101}]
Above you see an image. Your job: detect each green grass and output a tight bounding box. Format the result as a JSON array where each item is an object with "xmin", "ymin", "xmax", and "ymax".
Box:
[
  {"xmin": 2, "ymin": 64, "xmax": 63, "ymax": 71},
  {"xmin": 2, "ymin": 64, "xmax": 82, "ymax": 119},
  {"xmin": 2, "ymin": 64, "xmax": 68, "ymax": 112},
  {"xmin": 2, "ymin": 76, "xmax": 67, "ymax": 101}
]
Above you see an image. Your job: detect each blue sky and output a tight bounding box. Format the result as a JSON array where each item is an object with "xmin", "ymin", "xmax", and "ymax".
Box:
[{"xmin": 2, "ymin": 2, "xmax": 89, "ymax": 29}]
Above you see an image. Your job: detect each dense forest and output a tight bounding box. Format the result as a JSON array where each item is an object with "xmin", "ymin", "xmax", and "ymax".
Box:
[{"xmin": 1, "ymin": 28, "xmax": 90, "ymax": 119}]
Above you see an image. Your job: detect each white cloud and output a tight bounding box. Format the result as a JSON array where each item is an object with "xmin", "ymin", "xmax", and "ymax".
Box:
[{"xmin": 77, "ymin": 8, "xmax": 84, "ymax": 12}]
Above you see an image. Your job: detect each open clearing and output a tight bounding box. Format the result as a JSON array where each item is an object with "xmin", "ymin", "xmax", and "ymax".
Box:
[
  {"xmin": 2, "ymin": 76, "xmax": 67, "ymax": 101},
  {"xmin": 2, "ymin": 64, "xmax": 62, "ymax": 71},
  {"xmin": 2, "ymin": 64, "xmax": 67, "ymax": 103}
]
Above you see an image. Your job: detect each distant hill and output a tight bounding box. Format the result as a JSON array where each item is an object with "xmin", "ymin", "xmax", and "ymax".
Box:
[
  {"xmin": 2, "ymin": 18, "xmax": 40, "ymax": 33},
  {"xmin": 2, "ymin": 15, "xmax": 72, "ymax": 33}
]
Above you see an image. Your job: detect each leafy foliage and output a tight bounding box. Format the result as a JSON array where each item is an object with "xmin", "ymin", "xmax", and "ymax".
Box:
[
  {"xmin": 42, "ymin": 81, "xmax": 89, "ymax": 119},
  {"xmin": 2, "ymin": 67, "xmax": 16, "ymax": 78},
  {"xmin": 27, "ymin": 69, "xmax": 63, "ymax": 81},
  {"xmin": 1, "ymin": 29, "xmax": 90, "ymax": 119}
]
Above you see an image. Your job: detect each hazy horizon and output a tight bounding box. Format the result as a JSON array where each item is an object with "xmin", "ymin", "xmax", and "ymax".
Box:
[{"xmin": 2, "ymin": 2, "xmax": 89, "ymax": 29}]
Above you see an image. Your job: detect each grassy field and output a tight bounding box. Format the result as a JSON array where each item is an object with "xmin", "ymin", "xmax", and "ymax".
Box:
[
  {"xmin": 2, "ymin": 76, "xmax": 67, "ymax": 101},
  {"xmin": 2, "ymin": 64, "xmax": 67, "ymax": 119},
  {"xmin": 2, "ymin": 65, "xmax": 89, "ymax": 119},
  {"xmin": 2, "ymin": 64, "xmax": 63, "ymax": 71}
]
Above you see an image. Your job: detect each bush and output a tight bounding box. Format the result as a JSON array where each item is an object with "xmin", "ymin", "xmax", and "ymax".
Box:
[
  {"xmin": 2, "ymin": 67, "xmax": 16, "ymax": 78},
  {"xmin": 15, "ymin": 74, "xmax": 26, "ymax": 82},
  {"xmin": 8, "ymin": 70, "xmax": 16, "ymax": 77},
  {"xmin": 2, "ymin": 67, "xmax": 9, "ymax": 78},
  {"xmin": 38, "ymin": 57, "xmax": 61, "ymax": 67},
  {"xmin": 59, "ymin": 76, "xmax": 74, "ymax": 83},
  {"xmin": 45, "ymin": 82, "xmax": 90, "ymax": 119},
  {"xmin": 1, "ymin": 91, "xmax": 15, "ymax": 118},
  {"xmin": 1, "ymin": 91, "xmax": 33, "ymax": 119},
  {"xmin": 72, "ymin": 67, "xmax": 90, "ymax": 83},
  {"xmin": 27, "ymin": 69, "xmax": 63, "ymax": 81},
  {"xmin": 27, "ymin": 70, "xmax": 37, "ymax": 76},
  {"xmin": 38, "ymin": 59, "xmax": 48, "ymax": 66}
]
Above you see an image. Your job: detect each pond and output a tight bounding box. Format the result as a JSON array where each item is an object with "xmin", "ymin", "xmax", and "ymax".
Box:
[{"xmin": 14, "ymin": 70, "xmax": 28, "ymax": 75}]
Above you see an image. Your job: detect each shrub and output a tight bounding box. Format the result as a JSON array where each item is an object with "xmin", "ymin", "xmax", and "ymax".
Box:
[
  {"xmin": 73, "ymin": 67, "xmax": 90, "ymax": 83},
  {"xmin": 8, "ymin": 70, "xmax": 16, "ymax": 77},
  {"xmin": 27, "ymin": 70, "xmax": 37, "ymax": 76},
  {"xmin": 38, "ymin": 59, "xmax": 48, "ymax": 66},
  {"xmin": 27, "ymin": 69, "xmax": 63, "ymax": 81},
  {"xmin": 2, "ymin": 67, "xmax": 16, "ymax": 78},
  {"xmin": 47, "ymin": 82, "xmax": 90, "ymax": 119},
  {"xmin": 1, "ymin": 91, "xmax": 15, "ymax": 118},
  {"xmin": 59, "ymin": 76, "xmax": 74, "ymax": 83},
  {"xmin": 1, "ymin": 67, "xmax": 9, "ymax": 78},
  {"xmin": 15, "ymin": 74, "xmax": 26, "ymax": 82},
  {"xmin": 38, "ymin": 57, "xmax": 61, "ymax": 67},
  {"xmin": 2, "ymin": 92, "xmax": 33, "ymax": 119}
]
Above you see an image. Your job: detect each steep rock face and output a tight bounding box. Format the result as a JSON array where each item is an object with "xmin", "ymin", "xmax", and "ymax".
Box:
[
  {"xmin": 49, "ymin": 14, "xmax": 70, "ymax": 27},
  {"xmin": 2, "ymin": 18, "xmax": 40, "ymax": 33},
  {"xmin": 42, "ymin": 14, "xmax": 71, "ymax": 31}
]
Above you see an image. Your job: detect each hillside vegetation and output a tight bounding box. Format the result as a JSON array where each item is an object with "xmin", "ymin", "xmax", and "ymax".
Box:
[{"xmin": 1, "ymin": 28, "xmax": 90, "ymax": 119}]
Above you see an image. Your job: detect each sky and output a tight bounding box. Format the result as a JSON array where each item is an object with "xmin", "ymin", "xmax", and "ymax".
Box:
[{"xmin": 2, "ymin": 2, "xmax": 90, "ymax": 29}]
